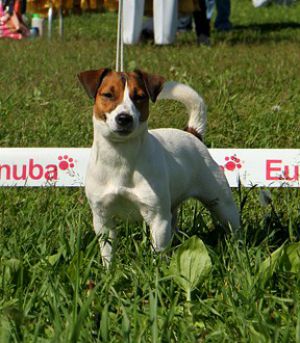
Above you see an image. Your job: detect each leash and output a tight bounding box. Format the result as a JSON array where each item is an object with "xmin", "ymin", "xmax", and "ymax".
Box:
[{"xmin": 116, "ymin": 0, "xmax": 124, "ymax": 72}]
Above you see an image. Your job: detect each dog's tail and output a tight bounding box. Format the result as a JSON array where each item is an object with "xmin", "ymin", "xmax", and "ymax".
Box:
[{"xmin": 157, "ymin": 81, "xmax": 207, "ymax": 141}]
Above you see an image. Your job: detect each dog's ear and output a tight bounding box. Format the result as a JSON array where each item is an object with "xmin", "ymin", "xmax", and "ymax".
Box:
[
  {"xmin": 135, "ymin": 70, "xmax": 165, "ymax": 103},
  {"xmin": 78, "ymin": 68, "xmax": 111, "ymax": 99}
]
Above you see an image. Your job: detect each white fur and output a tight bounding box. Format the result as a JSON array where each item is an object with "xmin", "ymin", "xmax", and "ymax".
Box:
[
  {"xmin": 85, "ymin": 80, "xmax": 240, "ymax": 266},
  {"xmin": 158, "ymin": 81, "xmax": 207, "ymax": 138}
]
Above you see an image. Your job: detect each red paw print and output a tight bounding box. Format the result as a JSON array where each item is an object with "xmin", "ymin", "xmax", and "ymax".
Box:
[
  {"xmin": 223, "ymin": 155, "xmax": 242, "ymax": 171},
  {"xmin": 58, "ymin": 155, "xmax": 75, "ymax": 170}
]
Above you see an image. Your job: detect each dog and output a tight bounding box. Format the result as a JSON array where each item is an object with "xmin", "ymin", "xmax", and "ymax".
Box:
[{"xmin": 78, "ymin": 68, "xmax": 240, "ymax": 266}]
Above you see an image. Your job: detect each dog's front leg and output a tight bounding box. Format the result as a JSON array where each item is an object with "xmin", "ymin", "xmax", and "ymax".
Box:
[
  {"xmin": 91, "ymin": 208, "xmax": 116, "ymax": 267},
  {"xmin": 147, "ymin": 213, "xmax": 173, "ymax": 252}
]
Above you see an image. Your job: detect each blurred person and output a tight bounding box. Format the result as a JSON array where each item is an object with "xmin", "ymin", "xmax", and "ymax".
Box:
[
  {"xmin": 193, "ymin": 0, "xmax": 210, "ymax": 45},
  {"xmin": 0, "ymin": 0, "xmax": 29, "ymax": 39},
  {"xmin": 207, "ymin": 0, "xmax": 232, "ymax": 31},
  {"xmin": 177, "ymin": 0, "xmax": 210, "ymax": 45},
  {"xmin": 181, "ymin": 0, "xmax": 232, "ymax": 46}
]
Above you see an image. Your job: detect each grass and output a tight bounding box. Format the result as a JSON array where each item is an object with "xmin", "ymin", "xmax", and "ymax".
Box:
[{"xmin": 0, "ymin": 0, "xmax": 300, "ymax": 341}]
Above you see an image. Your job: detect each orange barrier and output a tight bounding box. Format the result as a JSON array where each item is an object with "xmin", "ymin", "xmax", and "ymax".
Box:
[
  {"xmin": 26, "ymin": 0, "xmax": 197, "ymax": 16},
  {"xmin": 26, "ymin": 0, "xmax": 118, "ymax": 15}
]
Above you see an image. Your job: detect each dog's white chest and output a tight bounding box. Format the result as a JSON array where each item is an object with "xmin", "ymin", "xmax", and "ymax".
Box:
[{"xmin": 86, "ymin": 179, "xmax": 144, "ymax": 221}]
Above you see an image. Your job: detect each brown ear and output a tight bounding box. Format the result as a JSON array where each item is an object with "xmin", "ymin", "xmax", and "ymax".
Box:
[
  {"xmin": 77, "ymin": 68, "xmax": 111, "ymax": 99},
  {"xmin": 135, "ymin": 70, "xmax": 165, "ymax": 103}
]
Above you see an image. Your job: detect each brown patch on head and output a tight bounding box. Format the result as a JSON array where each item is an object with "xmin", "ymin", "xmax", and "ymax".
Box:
[
  {"xmin": 127, "ymin": 72, "xmax": 150, "ymax": 122},
  {"xmin": 185, "ymin": 127, "xmax": 203, "ymax": 141},
  {"xmin": 78, "ymin": 68, "xmax": 111, "ymax": 99},
  {"xmin": 79, "ymin": 68, "xmax": 165, "ymax": 123},
  {"xmin": 94, "ymin": 71, "xmax": 126, "ymax": 121},
  {"xmin": 134, "ymin": 70, "xmax": 165, "ymax": 103}
]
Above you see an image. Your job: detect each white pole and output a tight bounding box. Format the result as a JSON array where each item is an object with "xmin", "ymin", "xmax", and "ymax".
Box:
[
  {"xmin": 116, "ymin": 0, "xmax": 124, "ymax": 72},
  {"xmin": 59, "ymin": 0, "xmax": 64, "ymax": 38},
  {"xmin": 120, "ymin": 0, "xmax": 124, "ymax": 72},
  {"xmin": 48, "ymin": 0, "xmax": 53, "ymax": 39}
]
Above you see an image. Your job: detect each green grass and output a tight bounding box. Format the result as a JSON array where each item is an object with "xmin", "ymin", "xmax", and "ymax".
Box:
[{"xmin": 1, "ymin": 0, "xmax": 300, "ymax": 341}]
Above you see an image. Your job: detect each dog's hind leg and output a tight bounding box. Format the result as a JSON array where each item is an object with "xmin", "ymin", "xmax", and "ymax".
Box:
[{"xmin": 201, "ymin": 196, "xmax": 240, "ymax": 235}]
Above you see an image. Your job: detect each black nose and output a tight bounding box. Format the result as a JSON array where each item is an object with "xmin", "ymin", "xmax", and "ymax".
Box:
[{"xmin": 116, "ymin": 113, "xmax": 133, "ymax": 127}]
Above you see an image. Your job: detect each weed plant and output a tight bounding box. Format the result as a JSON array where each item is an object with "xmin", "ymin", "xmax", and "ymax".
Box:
[{"xmin": 0, "ymin": 0, "xmax": 300, "ymax": 341}]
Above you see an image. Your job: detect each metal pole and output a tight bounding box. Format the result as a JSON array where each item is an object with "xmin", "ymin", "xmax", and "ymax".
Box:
[
  {"xmin": 116, "ymin": 0, "xmax": 124, "ymax": 72},
  {"xmin": 48, "ymin": 0, "xmax": 53, "ymax": 39},
  {"xmin": 59, "ymin": 0, "xmax": 64, "ymax": 38}
]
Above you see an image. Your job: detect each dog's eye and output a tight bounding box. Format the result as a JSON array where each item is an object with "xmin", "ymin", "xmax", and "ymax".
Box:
[
  {"xmin": 101, "ymin": 92, "xmax": 114, "ymax": 99},
  {"xmin": 132, "ymin": 93, "xmax": 147, "ymax": 102}
]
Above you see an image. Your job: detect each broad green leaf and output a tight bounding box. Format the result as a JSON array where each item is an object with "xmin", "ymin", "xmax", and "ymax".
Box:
[
  {"xmin": 0, "ymin": 316, "xmax": 11, "ymax": 343},
  {"xmin": 169, "ymin": 236, "xmax": 212, "ymax": 298},
  {"xmin": 47, "ymin": 252, "xmax": 61, "ymax": 266},
  {"xmin": 100, "ymin": 303, "xmax": 109, "ymax": 342},
  {"xmin": 4, "ymin": 258, "xmax": 22, "ymax": 272},
  {"xmin": 121, "ymin": 305, "xmax": 130, "ymax": 337},
  {"xmin": 285, "ymin": 243, "xmax": 300, "ymax": 273},
  {"xmin": 259, "ymin": 242, "xmax": 300, "ymax": 284},
  {"xmin": 3, "ymin": 258, "xmax": 22, "ymax": 282},
  {"xmin": 296, "ymin": 310, "xmax": 300, "ymax": 343}
]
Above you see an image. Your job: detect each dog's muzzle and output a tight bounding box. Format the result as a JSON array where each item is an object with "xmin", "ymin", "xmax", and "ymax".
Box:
[{"xmin": 115, "ymin": 112, "xmax": 134, "ymax": 135}]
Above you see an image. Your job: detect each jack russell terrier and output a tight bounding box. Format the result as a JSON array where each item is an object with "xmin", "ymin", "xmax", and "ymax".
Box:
[{"xmin": 78, "ymin": 68, "xmax": 240, "ymax": 266}]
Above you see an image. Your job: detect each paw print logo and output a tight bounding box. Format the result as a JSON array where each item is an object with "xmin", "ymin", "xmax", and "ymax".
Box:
[
  {"xmin": 58, "ymin": 155, "xmax": 75, "ymax": 171},
  {"xmin": 222, "ymin": 155, "xmax": 242, "ymax": 172}
]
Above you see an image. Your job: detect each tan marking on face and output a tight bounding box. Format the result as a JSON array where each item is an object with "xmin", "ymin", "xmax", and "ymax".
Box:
[
  {"xmin": 93, "ymin": 71, "xmax": 150, "ymax": 122},
  {"xmin": 94, "ymin": 72, "xmax": 125, "ymax": 121}
]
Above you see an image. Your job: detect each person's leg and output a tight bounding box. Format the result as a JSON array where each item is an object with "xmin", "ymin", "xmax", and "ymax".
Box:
[
  {"xmin": 206, "ymin": 0, "xmax": 215, "ymax": 20},
  {"xmin": 21, "ymin": 0, "xmax": 26, "ymax": 15},
  {"xmin": 177, "ymin": 14, "xmax": 192, "ymax": 32},
  {"xmin": 193, "ymin": 0, "xmax": 210, "ymax": 45},
  {"xmin": 214, "ymin": 0, "xmax": 231, "ymax": 31}
]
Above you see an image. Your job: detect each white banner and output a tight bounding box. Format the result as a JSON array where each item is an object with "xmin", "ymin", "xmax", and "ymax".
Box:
[
  {"xmin": 0, "ymin": 148, "xmax": 89, "ymax": 187},
  {"xmin": 0, "ymin": 148, "xmax": 299, "ymax": 187},
  {"xmin": 213, "ymin": 149, "xmax": 300, "ymax": 188}
]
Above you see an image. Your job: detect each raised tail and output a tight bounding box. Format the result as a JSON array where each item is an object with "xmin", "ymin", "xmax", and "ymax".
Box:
[{"xmin": 157, "ymin": 81, "xmax": 207, "ymax": 141}]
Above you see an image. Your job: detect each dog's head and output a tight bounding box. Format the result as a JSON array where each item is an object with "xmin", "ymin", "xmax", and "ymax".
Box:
[{"xmin": 78, "ymin": 68, "xmax": 165, "ymax": 141}]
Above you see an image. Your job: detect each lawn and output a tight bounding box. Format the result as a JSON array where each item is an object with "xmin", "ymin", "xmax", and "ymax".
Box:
[{"xmin": 0, "ymin": 0, "xmax": 300, "ymax": 341}]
